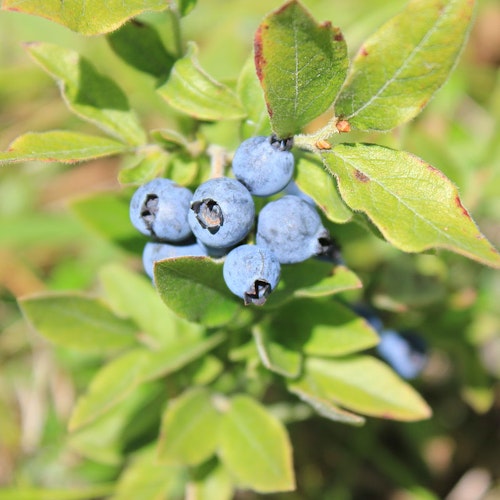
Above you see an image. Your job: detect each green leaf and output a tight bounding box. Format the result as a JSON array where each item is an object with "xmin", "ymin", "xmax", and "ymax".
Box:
[
  {"xmin": 1, "ymin": 0, "xmax": 168, "ymax": 35},
  {"xmin": 266, "ymin": 299, "xmax": 379, "ymax": 357},
  {"xmin": 187, "ymin": 461, "xmax": 233, "ymax": 500},
  {"xmin": 19, "ymin": 293, "xmax": 137, "ymax": 353},
  {"xmin": 69, "ymin": 381, "xmax": 164, "ymax": 465},
  {"xmin": 0, "ymin": 131, "xmax": 128, "ymax": 165},
  {"xmin": 288, "ymin": 384, "xmax": 365, "ymax": 425},
  {"xmin": 218, "ymin": 395, "xmax": 295, "ymax": 493},
  {"xmin": 107, "ymin": 20, "xmax": 174, "ymax": 79},
  {"xmin": 99, "ymin": 263, "xmax": 197, "ymax": 348},
  {"xmin": 294, "ymin": 154, "xmax": 352, "ymax": 223},
  {"xmin": 69, "ymin": 349, "xmax": 147, "ymax": 431},
  {"xmin": 25, "ymin": 42, "xmax": 147, "ymax": 145},
  {"xmin": 0, "ymin": 486, "xmax": 114, "ymax": 500},
  {"xmin": 176, "ymin": 0, "xmax": 197, "ymax": 16},
  {"xmin": 70, "ymin": 190, "xmax": 144, "ymax": 254},
  {"xmin": 254, "ymin": 0, "xmax": 348, "ymax": 138},
  {"xmin": 266, "ymin": 260, "xmax": 361, "ymax": 308},
  {"xmin": 322, "ymin": 143, "xmax": 500, "ymax": 268},
  {"xmin": 252, "ymin": 325, "xmax": 302, "ymax": 378},
  {"xmin": 155, "ymin": 256, "xmax": 240, "ymax": 328},
  {"xmin": 294, "ymin": 264, "xmax": 362, "ymax": 299},
  {"xmin": 290, "ymin": 356, "xmax": 432, "ymax": 421},
  {"xmin": 113, "ymin": 447, "xmax": 184, "ymax": 500},
  {"xmin": 158, "ymin": 388, "xmax": 221, "ymax": 466},
  {"xmin": 157, "ymin": 42, "xmax": 246, "ymax": 121},
  {"xmin": 118, "ymin": 148, "xmax": 169, "ymax": 185},
  {"xmin": 138, "ymin": 332, "xmax": 226, "ymax": 383},
  {"xmin": 237, "ymin": 57, "xmax": 271, "ymax": 139},
  {"xmin": 335, "ymin": 0, "xmax": 475, "ymax": 131}
]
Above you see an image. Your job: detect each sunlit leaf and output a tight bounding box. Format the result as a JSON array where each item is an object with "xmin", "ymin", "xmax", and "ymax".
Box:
[
  {"xmin": 157, "ymin": 42, "xmax": 246, "ymax": 121},
  {"xmin": 19, "ymin": 293, "xmax": 137, "ymax": 353},
  {"xmin": 158, "ymin": 388, "xmax": 220, "ymax": 466},
  {"xmin": 218, "ymin": 395, "xmax": 295, "ymax": 493},
  {"xmin": 255, "ymin": 0, "xmax": 348, "ymax": 138},
  {"xmin": 25, "ymin": 42, "xmax": 147, "ymax": 145},
  {"xmin": 290, "ymin": 356, "xmax": 432, "ymax": 421},
  {"xmin": 0, "ymin": 131, "xmax": 128, "ymax": 165},
  {"xmin": 1, "ymin": 0, "xmax": 167, "ymax": 35},
  {"xmin": 335, "ymin": 0, "xmax": 475, "ymax": 130},
  {"xmin": 322, "ymin": 143, "xmax": 500, "ymax": 268}
]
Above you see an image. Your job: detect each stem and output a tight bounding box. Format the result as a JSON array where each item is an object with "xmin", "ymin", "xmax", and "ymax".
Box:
[
  {"xmin": 207, "ymin": 144, "xmax": 228, "ymax": 178},
  {"xmin": 293, "ymin": 116, "xmax": 341, "ymax": 151},
  {"xmin": 169, "ymin": 3, "xmax": 183, "ymax": 58}
]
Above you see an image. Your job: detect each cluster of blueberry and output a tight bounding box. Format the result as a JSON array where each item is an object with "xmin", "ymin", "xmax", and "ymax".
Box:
[{"xmin": 129, "ymin": 135, "xmax": 335, "ymax": 305}]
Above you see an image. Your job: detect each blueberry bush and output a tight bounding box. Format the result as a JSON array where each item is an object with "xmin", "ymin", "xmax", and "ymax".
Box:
[{"xmin": 1, "ymin": 0, "xmax": 500, "ymax": 498}]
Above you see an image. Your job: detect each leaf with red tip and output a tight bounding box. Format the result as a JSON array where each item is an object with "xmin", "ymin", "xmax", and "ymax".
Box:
[
  {"xmin": 254, "ymin": 0, "xmax": 348, "ymax": 138},
  {"xmin": 321, "ymin": 143, "xmax": 500, "ymax": 268}
]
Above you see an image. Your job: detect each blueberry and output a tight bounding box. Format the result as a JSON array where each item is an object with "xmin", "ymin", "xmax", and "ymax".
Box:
[
  {"xmin": 223, "ymin": 244, "xmax": 281, "ymax": 305},
  {"xmin": 142, "ymin": 240, "xmax": 208, "ymax": 280},
  {"xmin": 130, "ymin": 178, "xmax": 193, "ymax": 242},
  {"xmin": 256, "ymin": 195, "xmax": 332, "ymax": 264},
  {"xmin": 352, "ymin": 304, "xmax": 384, "ymax": 333},
  {"xmin": 376, "ymin": 329, "xmax": 428, "ymax": 379},
  {"xmin": 283, "ymin": 180, "xmax": 315, "ymax": 205},
  {"xmin": 188, "ymin": 177, "xmax": 255, "ymax": 248},
  {"xmin": 232, "ymin": 135, "xmax": 294, "ymax": 196}
]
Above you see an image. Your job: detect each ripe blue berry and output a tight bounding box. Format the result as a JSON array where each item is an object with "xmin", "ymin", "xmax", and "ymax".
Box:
[
  {"xmin": 283, "ymin": 180, "xmax": 315, "ymax": 206},
  {"xmin": 142, "ymin": 241, "xmax": 208, "ymax": 280},
  {"xmin": 223, "ymin": 244, "xmax": 281, "ymax": 305},
  {"xmin": 376, "ymin": 329, "xmax": 428, "ymax": 379},
  {"xmin": 188, "ymin": 177, "xmax": 255, "ymax": 248},
  {"xmin": 256, "ymin": 195, "xmax": 332, "ymax": 264},
  {"xmin": 130, "ymin": 178, "xmax": 193, "ymax": 242},
  {"xmin": 232, "ymin": 136, "xmax": 294, "ymax": 196}
]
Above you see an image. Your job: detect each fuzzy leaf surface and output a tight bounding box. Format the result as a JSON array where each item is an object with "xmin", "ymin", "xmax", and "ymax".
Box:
[
  {"xmin": 158, "ymin": 388, "xmax": 220, "ymax": 466},
  {"xmin": 155, "ymin": 257, "xmax": 240, "ymax": 328},
  {"xmin": 290, "ymin": 356, "xmax": 432, "ymax": 421},
  {"xmin": 218, "ymin": 395, "xmax": 295, "ymax": 493},
  {"xmin": 254, "ymin": 0, "xmax": 348, "ymax": 138},
  {"xmin": 322, "ymin": 143, "xmax": 500, "ymax": 268},
  {"xmin": 157, "ymin": 42, "xmax": 246, "ymax": 121},
  {"xmin": 25, "ymin": 42, "xmax": 146, "ymax": 145},
  {"xmin": 0, "ymin": 131, "xmax": 127, "ymax": 165},
  {"xmin": 335, "ymin": 0, "xmax": 475, "ymax": 130},
  {"xmin": 19, "ymin": 293, "xmax": 137, "ymax": 353},
  {"xmin": 1, "ymin": 0, "xmax": 167, "ymax": 35}
]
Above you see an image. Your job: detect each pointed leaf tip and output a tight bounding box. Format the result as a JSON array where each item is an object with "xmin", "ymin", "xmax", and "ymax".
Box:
[
  {"xmin": 322, "ymin": 143, "xmax": 500, "ymax": 268},
  {"xmin": 335, "ymin": 0, "xmax": 475, "ymax": 130},
  {"xmin": 255, "ymin": 0, "xmax": 348, "ymax": 138}
]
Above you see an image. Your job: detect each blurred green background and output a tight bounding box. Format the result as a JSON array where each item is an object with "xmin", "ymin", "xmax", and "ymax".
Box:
[{"xmin": 1, "ymin": 0, "xmax": 499, "ymax": 498}]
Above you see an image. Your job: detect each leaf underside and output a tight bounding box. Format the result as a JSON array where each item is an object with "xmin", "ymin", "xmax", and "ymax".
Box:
[
  {"xmin": 1, "ymin": 0, "xmax": 168, "ymax": 35},
  {"xmin": 322, "ymin": 143, "xmax": 500, "ymax": 268}
]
